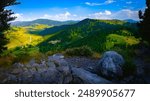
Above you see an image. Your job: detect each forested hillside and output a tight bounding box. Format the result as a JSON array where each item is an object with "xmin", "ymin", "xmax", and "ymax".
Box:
[{"xmin": 38, "ymin": 19, "xmax": 140, "ymax": 55}]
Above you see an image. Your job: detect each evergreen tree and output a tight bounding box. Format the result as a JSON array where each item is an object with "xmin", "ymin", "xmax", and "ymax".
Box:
[
  {"xmin": 0, "ymin": 0, "xmax": 20, "ymax": 53},
  {"xmin": 138, "ymin": 0, "xmax": 150, "ymax": 43}
]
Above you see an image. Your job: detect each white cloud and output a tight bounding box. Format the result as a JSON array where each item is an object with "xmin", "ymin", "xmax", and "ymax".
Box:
[
  {"xmin": 112, "ymin": 9, "xmax": 138, "ymax": 20},
  {"xmin": 85, "ymin": 2, "xmax": 101, "ymax": 6},
  {"xmin": 105, "ymin": 10, "xmax": 112, "ymax": 15},
  {"xmin": 41, "ymin": 11, "xmax": 82, "ymax": 21},
  {"xmin": 105, "ymin": 0, "xmax": 116, "ymax": 4},
  {"xmin": 13, "ymin": 13, "xmax": 36, "ymax": 21},
  {"xmin": 12, "ymin": 13, "xmax": 24, "ymax": 21},
  {"xmin": 88, "ymin": 9, "xmax": 138, "ymax": 20},
  {"xmin": 85, "ymin": 0, "xmax": 116, "ymax": 6},
  {"xmin": 13, "ymin": 13, "xmax": 23, "ymax": 18},
  {"xmin": 126, "ymin": 1, "xmax": 132, "ymax": 4},
  {"xmin": 89, "ymin": 10, "xmax": 112, "ymax": 19},
  {"xmin": 41, "ymin": 12, "xmax": 71, "ymax": 21}
]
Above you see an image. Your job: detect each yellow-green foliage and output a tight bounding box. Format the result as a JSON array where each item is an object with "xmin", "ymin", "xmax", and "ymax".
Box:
[
  {"xmin": 5, "ymin": 27, "xmax": 44, "ymax": 49},
  {"xmin": 105, "ymin": 34, "xmax": 140, "ymax": 49}
]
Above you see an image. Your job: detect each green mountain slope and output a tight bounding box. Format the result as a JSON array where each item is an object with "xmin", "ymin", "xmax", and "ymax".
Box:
[{"xmin": 38, "ymin": 19, "xmax": 140, "ymax": 54}]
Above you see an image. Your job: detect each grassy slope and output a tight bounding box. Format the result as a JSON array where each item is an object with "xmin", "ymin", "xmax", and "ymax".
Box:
[{"xmin": 4, "ymin": 24, "xmax": 51, "ymax": 49}]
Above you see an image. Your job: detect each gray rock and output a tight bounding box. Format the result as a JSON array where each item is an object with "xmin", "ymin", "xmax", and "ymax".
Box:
[
  {"xmin": 95, "ymin": 51, "xmax": 124, "ymax": 78},
  {"xmin": 42, "ymin": 68, "xmax": 63, "ymax": 84},
  {"xmin": 46, "ymin": 61, "xmax": 56, "ymax": 68},
  {"xmin": 71, "ymin": 67, "xmax": 111, "ymax": 84},
  {"xmin": 48, "ymin": 54, "xmax": 72, "ymax": 83},
  {"xmin": 57, "ymin": 66, "xmax": 72, "ymax": 83}
]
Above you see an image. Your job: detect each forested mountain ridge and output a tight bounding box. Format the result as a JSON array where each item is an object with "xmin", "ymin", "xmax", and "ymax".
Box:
[{"xmin": 11, "ymin": 19, "xmax": 79, "ymax": 26}]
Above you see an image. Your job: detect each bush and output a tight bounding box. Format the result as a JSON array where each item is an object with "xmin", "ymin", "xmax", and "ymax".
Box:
[{"xmin": 65, "ymin": 46, "xmax": 94, "ymax": 57}]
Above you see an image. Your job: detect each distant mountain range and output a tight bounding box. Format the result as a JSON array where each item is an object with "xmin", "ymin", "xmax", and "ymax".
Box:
[
  {"xmin": 11, "ymin": 19, "xmax": 79, "ymax": 26},
  {"xmin": 124, "ymin": 19, "xmax": 138, "ymax": 23},
  {"xmin": 11, "ymin": 19, "xmax": 138, "ymax": 26}
]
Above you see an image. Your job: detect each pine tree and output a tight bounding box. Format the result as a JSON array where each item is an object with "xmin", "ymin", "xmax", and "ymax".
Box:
[
  {"xmin": 138, "ymin": 0, "xmax": 150, "ymax": 43},
  {"xmin": 0, "ymin": 0, "xmax": 20, "ymax": 53}
]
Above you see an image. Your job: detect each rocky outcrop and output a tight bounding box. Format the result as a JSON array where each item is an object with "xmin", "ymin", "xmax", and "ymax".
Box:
[
  {"xmin": 1, "ymin": 51, "xmax": 125, "ymax": 84},
  {"xmin": 94, "ymin": 51, "xmax": 125, "ymax": 78},
  {"xmin": 3, "ymin": 54, "xmax": 72, "ymax": 84}
]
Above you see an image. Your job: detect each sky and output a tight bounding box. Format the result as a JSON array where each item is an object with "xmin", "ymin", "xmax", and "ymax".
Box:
[{"xmin": 9, "ymin": 0, "xmax": 146, "ymax": 21}]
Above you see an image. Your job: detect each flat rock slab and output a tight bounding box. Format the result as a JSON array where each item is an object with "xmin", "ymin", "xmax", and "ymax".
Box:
[{"xmin": 71, "ymin": 67, "xmax": 111, "ymax": 84}]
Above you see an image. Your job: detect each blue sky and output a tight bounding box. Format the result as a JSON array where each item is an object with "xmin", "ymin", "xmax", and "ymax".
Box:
[{"xmin": 10, "ymin": 0, "xmax": 146, "ymax": 21}]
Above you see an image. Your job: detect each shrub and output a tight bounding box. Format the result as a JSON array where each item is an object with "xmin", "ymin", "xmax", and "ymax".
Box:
[{"xmin": 65, "ymin": 46, "xmax": 94, "ymax": 57}]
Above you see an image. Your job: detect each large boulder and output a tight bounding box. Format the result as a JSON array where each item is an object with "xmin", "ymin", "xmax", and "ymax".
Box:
[{"xmin": 95, "ymin": 51, "xmax": 125, "ymax": 78}]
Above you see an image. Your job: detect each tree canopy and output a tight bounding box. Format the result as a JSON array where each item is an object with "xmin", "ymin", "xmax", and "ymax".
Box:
[
  {"xmin": 138, "ymin": 0, "xmax": 150, "ymax": 43},
  {"xmin": 0, "ymin": 0, "xmax": 20, "ymax": 53}
]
